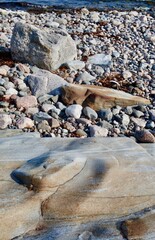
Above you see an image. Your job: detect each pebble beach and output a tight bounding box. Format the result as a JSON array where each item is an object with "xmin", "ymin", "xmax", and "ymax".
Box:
[{"xmin": 0, "ymin": 7, "xmax": 155, "ymax": 142}]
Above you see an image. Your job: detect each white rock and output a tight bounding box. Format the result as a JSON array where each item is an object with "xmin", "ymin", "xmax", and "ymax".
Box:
[
  {"xmin": 65, "ymin": 104, "xmax": 82, "ymax": 119},
  {"xmin": 89, "ymin": 125, "xmax": 108, "ymax": 137},
  {"xmin": 0, "ymin": 114, "xmax": 12, "ymax": 129},
  {"xmin": 0, "ymin": 65, "xmax": 9, "ymax": 76},
  {"xmin": 66, "ymin": 60, "xmax": 85, "ymax": 70},
  {"xmin": 5, "ymin": 88, "xmax": 18, "ymax": 95},
  {"xmin": 88, "ymin": 54, "xmax": 111, "ymax": 66},
  {"xmin": 123, "ymin": 70, "xmax": 132, "ymax": 79},
  {"xmin": 16, "ymin": 117, "xmax": 34, "ymax": 129}
]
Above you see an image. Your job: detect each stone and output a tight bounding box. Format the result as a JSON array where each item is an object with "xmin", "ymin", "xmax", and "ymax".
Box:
[
  {"xmin": 135, "ymin": 130, "xmax": 155, "ymax": 143},
  {"xmin": 0, "ymin": 114, "xmax": 12, "ymax": 129},
  {"xmin": 62, "ymin": 84, "xmax": 150, "ymax": 111},
  {"xmin": 0, "ymin": 135, "xmax": 155, "ymax": 239},
  {"xmin": 0, "ymin": 65, "xmax": 9, "ymax": 76},
  {"xmin": 48, "ymin": 117, "xmax": 60, "ymax": 128},
  {"xmin": 26, "ymin": 68, "xmax": 68, "ymax": 98},
  {"xmin": 89, "ymin": 125, "xmax": 108, "ymax": 137},
  {"xmin": 65, "ymin": 60, "xmax": 85, "ymax": 70},
  {"xmin": 11, "ymin": 22, "xmax": 77, "ymax": 71},
  {"xmin": 83, "ymin": 106, "xmax": 98, "ymax": 120},
  {"xmin": 37, "ymin": 120, "xmax": 51, "ymax": 133},
  {"xmin": 16, "ymin": 96, "xmax": 37, "ymax": 109},
  {"xmin": 99, "ymin": 120, "xmax": 113, "ymax": 129},
  {"xmin": 132, "ymin": 109, "xmax": 144, "ymax": 118},
  {"xmin": 63, "ymin": 122, "xmax": 76, "ymax": 132},
  {"xmin": 75, "ymin": 129, "xmax": 87, "ymax": 137},
  {"xmin": 131, "ymin": 117, "xmax": 146, "ymax": 128},
  {"xmin": 16, "ymin": 117, "xmax": 34, "ymax": 129},
  {"xmin": 5, "ymin": 88, "xmax": 18, "ymax": 95},
  {"xmin": 65, "ymin": 104, "xmax": 82, "ymax": 119},
  {"xmin": 26, "ymin": 107, "xmax": 39, "ymax": 116},
  {"xmin": 149, "ymin": 110, "xmax": 155, "ymax": 121},
  {"xmin": 98, "ymin": 109, "xmax": 112, "ymax": 121},
  {"xmin": 76, "ymin": 118, "xmax": 91, "ymax": 126},
  {"xmin": 123, "ymin": 70, "xmax": 132, "ymax": 79},
  {"xmin": 122, "ymin": 114, "xmax": 130, "ymax": 126},
  {"xmin": 76, "ymin": 71, "xmax": 95, "ymax": 83},
  {"xmin": 87, "ymin": 54, "xmax": 111, "ymax": 66},
  {"xmin": 33, "ymin": 112, "xmax": 52, "ymax": 123}
]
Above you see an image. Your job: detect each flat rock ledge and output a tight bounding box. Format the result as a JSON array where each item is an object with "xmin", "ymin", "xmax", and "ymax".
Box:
[{"xmin": 0, "ymin": 130, "xmax": 155, "ymax": 240}]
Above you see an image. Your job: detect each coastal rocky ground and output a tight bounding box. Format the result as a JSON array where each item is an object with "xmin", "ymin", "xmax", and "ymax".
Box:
[
  {"xmin": 0, "ymin": 6, "xmax": 155, "ymax": 240},
  {"xmin": 0, "ymin": 7, "xmax": 155, "ymax": 142}
]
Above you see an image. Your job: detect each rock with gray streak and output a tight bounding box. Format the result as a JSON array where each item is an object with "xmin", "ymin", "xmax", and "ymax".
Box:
[
  {"xmin": 26, "ymin": 68, "xmax": 68, "ymax": 98},
  {"xmin": 11, "ymin": 22, "xmax": 77, "ymax": 71}
]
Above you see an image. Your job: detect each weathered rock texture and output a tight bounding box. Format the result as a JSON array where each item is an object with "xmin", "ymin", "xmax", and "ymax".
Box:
[
  {"xmin": 61, "ymin": 84, "xmax": 150, "ymax": 110},
  {"xmin": 26, "ymin": 68, "xmax": 68, "ymax": 97},
  {"xmin": 0, "ymin": 131, "xmax": 155, "ymax": 239},
  {"xmin": 11, "ymin": 22, "xmax": 77, "ymax": 71}
]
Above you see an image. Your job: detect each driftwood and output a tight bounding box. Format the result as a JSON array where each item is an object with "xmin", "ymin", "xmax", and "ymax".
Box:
[{"xmin": 61, "ymin": 84, "xmax": 150, "ymax": 110}]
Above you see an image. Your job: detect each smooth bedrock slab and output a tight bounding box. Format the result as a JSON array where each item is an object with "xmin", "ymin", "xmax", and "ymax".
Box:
[{"xmin": 0, "ymin": 133, "xmax": 155, "ymax": 239}]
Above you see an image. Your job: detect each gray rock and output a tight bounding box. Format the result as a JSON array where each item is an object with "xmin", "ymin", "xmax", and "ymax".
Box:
[
  {"xmin": 11, "ymin": 22, "xmax": 77, "ymax": 71},
  {"xmin": 87, "ymin": 54, "xmax": 111, "ymax": 66},
  {"xmin": 76, "ymin": 71, "xmax": 95, "ymax": 84},
  {"xmin": 26, "ymin": 68, "xmax": 68, "ymax": 98},
  {"xmin": 33, "ymin": 112, "xmax": 52, "ymax": 123},
  {"xmin": 66, "ymin": 60, "xmax": 85, "ymax": 70},
  {"xmin": 99, "ymin": 120, "xmax": 113, "ymax": 129},
  {"xmin": 98, "ymin": 109, "xmax": 113, "ymax": 121},
  {"xmin": 149, "ymin": 110, "xmax": 155, "ymax": 121},
  {"xmin": 83, "ymin": 107, "xmax": 98, "ymax": 120},
  {"xmin": 125, "ymin": 106, "xmax": 133, "ymax": 115},
  {"xmin": 132, "ymin": 109, "xmax": 144, "ymax": 118},
  {"xmin": 56, "ymin": 102, "xmax": 66, "ymax": 111}
]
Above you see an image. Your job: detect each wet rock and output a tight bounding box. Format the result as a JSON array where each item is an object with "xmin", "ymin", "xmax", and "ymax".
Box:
[
  {"xmin": 135, "ymin": 130, "xmax": 155, "ymax": 143},
  {"xmin": 11, "ymin": 22, "xmax": 77, "ymax": 71}
]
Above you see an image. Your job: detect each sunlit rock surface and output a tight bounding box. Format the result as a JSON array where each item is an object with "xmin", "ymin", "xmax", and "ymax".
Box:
[{"xmin": 0, "ymin": 131, "xmax": 155, "ymax": 239}]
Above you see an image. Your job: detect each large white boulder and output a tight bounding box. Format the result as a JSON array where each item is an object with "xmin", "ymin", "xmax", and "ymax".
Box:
[{"xmin": 11, "ymin": 22, "xmax": 77, "ymax": 71}]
